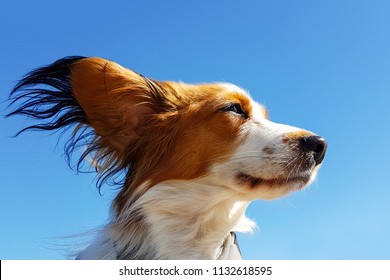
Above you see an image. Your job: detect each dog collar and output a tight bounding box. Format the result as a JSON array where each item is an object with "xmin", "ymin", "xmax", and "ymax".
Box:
[{"xmin": 217, "ymin": 232, "xmax": 242, "ymax": 260}]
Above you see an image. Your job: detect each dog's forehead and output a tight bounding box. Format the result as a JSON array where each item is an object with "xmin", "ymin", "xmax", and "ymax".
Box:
[
  {"xmin": 220, "ymin": 83, "xmax": 248, "ymax": 95},
  {"xmin": 219, "ymin": 83, "xmax": 268, "ymax": 119},
  {"xmin": 183, "ymin": 82, "xmax": 268, "ymax": 119},
  {"xmin": 216, "ymin": 83, "xmax": 252, "ymax": 104}
]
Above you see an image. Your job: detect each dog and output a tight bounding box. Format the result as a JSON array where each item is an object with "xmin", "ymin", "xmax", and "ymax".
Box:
[{"xmin": 8, "ymin": 56, "xmax": 327, "ymax": 259}]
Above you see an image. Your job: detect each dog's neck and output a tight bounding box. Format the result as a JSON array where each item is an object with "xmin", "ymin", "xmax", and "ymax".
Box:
[{"xmin": 110, "ymin": 180, "xmax": 255, "ymax": 259}]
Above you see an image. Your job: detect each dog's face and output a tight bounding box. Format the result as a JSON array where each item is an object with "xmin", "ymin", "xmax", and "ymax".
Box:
[
  {"xmin": 144, "ymin": 82, "xmax": 327, "ymax": 201},
  {"xmin": 204, "ymin": 85, "xmax": 327, "ymax": 200}
]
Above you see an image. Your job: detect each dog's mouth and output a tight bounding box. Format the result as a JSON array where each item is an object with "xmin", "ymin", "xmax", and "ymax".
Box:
[{"xmin": 236, "ymin": 172, "xmax": 311, "ymax": 189}]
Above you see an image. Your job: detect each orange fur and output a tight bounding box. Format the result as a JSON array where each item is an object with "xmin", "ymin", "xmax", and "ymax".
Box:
[{"xmin": 114, "ymin": 85, "xmax": 253, "ymax": 213}]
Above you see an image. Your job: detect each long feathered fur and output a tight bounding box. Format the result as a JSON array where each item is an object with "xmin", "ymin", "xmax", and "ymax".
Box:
[
  {"xmin": 7, "ymin": 56, "xmax": 130, "ymax": 190},
  {"xmin": 6, "ymin": 56, "xmax": 197, "ymax": 201}
]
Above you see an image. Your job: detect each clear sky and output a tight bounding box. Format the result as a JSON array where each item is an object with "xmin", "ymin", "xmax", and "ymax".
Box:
[{"xmin": 1, "ymin": 0, "xmax": 389, "ymax": 260}]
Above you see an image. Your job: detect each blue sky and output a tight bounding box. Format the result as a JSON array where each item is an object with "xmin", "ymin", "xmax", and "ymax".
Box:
[{"xmin": 1, "ymin": 0, "xmax": 389, "ymax": 260}]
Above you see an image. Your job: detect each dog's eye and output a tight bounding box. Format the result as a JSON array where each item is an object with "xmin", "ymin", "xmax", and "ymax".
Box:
[{"xmin": 222, "ymin": 103, "xmax": 248, "ymax": 118}]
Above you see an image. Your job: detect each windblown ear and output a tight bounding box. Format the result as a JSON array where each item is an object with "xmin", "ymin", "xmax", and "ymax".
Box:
[
  {"xmin": 70, "ymin": 57, "xmax": 157, "ymax": 155},
  {"xmin": 8, "ymin": 56, "xmax": 173, "ymax": 189}
]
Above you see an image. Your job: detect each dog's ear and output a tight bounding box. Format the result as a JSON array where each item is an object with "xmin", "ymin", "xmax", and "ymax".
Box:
[
  {"xmin": 70, "ymin": 57, "xmax": 163, "ymax": 155},
  {"xmin": 8, "ymin": 56, "xmax": 178, "ymax": 187}
]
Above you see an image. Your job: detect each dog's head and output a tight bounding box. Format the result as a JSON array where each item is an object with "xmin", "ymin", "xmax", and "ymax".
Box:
[{"xmin": 9, "ymin": 57, "xmax": 327, "ymax": 213}]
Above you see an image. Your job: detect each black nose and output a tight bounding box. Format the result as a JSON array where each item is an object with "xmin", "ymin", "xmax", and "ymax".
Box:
[{"xmin": 299, "ymin": 136, "xmax": 327, "ymax": 165}]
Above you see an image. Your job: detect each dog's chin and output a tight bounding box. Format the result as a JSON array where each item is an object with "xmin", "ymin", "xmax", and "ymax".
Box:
[{"xmin": 237, "ymin": 171, "xmax": 314, "ymax": 191}]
